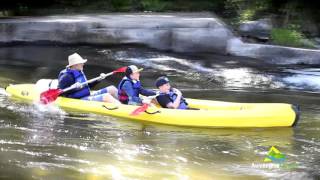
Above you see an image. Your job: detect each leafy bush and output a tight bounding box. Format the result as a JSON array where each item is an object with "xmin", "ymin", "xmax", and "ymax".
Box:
[{"xmin": 271, "ymin": 28, "xmax": 316, "ymax": 48}]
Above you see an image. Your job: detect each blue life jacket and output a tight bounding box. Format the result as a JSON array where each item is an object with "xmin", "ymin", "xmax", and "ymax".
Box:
[
  {"xmin": 58, "ymin": 68, "xmax": 90, "ymax": 99},
  {"xmin": 118, "ymin": 77, "xmax": 141, "ymax": 104},
  {"xmin": 160, "ymin": 90, "xmax": 188, "ymax": 109}
]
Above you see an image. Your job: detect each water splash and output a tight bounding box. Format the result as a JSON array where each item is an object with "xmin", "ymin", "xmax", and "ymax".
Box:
[
  {"xmin": 111, "ymin": 50, "xmax": 289, "ymax": 90},
  {"xmin": 32, "ymin": 102, "xmax": 67, "ymax": 117},
  {"xmin": 113, "ymin": 50, "xmax": 214, "ymax": 74},
  {"xmin": 283, "ymin": 68, "xmax": 320, "ymax": 91},
  {"xmin": 0, "ymin": 87, "xmax": 10, "ymax": 96},
  {"xmin": 5, "ymin": 102, "xmax": 66, "ymax": 119},
  {"xmin": 0, "ymin": 88, "xmax": 12, "ymax": 109}
]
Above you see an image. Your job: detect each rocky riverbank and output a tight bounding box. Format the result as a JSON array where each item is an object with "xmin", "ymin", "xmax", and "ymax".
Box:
[{"xmin": 1, "ymin": 13, "xmax": 320, "ymax": 64}]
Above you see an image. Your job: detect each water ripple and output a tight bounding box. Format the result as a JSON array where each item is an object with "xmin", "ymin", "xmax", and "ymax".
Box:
[
  {"xmin": 55, "ymin": 142, "xmax": 89, "ymax": 151},
  {"xmin": 0, "ymin": 140, "xmax": 26, "ymax": 146}
]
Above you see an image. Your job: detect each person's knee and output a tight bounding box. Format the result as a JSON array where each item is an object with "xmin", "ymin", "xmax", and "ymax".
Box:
[
  {"xmin": 107, "ymin": 86, "xmax": 118, "ymax": 94},
  {"xmin": 103, "ymin": 93, "xmax": 120, "ymax": 104},
  {"xmin": 103, "ymin": 93, "xmax": 113, "ymax": 102}
]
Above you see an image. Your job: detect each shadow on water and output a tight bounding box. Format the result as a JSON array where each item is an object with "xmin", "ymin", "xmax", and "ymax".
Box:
[{"xmin": 0, "ymin": 45, "xmax": 320, "ymax": 179}]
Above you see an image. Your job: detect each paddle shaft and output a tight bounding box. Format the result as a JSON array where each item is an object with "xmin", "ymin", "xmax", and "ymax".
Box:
[{"xmin": 62, "ymin": 71, "xmax": 113, "ymax": 93}]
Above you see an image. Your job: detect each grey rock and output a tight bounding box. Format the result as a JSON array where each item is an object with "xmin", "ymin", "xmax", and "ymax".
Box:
[
  {"xmin": 239, "ymin": 18, "xmax": 272, "ymax": 40},
  {"xmin": 227, "ymin": 38, "xmax": 320, "ymax": 64},
  {"xmin": 1, "ymin": 13, "xmax": 320, "ymax": 65},
  {"xmin": 0, "ymin": 13, "xmax": 235, "ymax": 54}
]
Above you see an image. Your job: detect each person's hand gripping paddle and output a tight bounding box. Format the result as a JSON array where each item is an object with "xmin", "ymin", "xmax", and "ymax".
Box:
[{"xmin": 130, "ymin": 94, "xmax": 159, "ymax": 116}]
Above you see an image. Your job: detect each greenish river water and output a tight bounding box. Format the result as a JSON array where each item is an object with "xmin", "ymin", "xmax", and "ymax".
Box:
[{"xmin": 0, "ymin": 45, "xmax": 319, "ymax": 179}]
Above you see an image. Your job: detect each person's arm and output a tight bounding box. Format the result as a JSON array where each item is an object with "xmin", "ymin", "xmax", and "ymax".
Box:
[
  {"xmin": 139, "ymin": 86, "xmax": 156, "ymax": 96},
  {"xmin": 156, "ymin": 95, "xmax": 172, "ymax": 108},
  {"xmin": 122, "ymin": 81, "xmax": 142, "ymax": 104},
  {"xmin": 167, "ymin": 88, "xmax": 182, "ymax": 109},
  {"xmin": 166, "ymin": 96, "xmax": 182, "ymax": 109}
]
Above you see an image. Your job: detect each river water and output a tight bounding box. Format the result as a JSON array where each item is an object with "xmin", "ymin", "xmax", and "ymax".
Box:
[{"xmin": 0, "ymin": 45, "xmax": 319, "ymax": 179}]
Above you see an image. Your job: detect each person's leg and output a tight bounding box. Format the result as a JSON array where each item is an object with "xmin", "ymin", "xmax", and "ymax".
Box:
[
  {"xmin": 82, "ymin": 86, "xmax": 120, "ymax": 104},
  {"xmin": 90, "ymin": 87, "xmax": 108, "ymax": 96},
  {"xmin": 106, "ymin": 85, "xmax": 118, "ymax": 99},
  {"xmin": 81, "ymin": 94, "xmax": 103, "ymax": 101},
  {"xmin": 82, "ymin": 93, "xmax": 120, "ymax": 104},
  {"xmin": 102, "ymin": 93, "xmax": 120, "ymax": 104},
  {"xmin": 92, "ymin": 86, "xmax": 118, "ymax": 99}
]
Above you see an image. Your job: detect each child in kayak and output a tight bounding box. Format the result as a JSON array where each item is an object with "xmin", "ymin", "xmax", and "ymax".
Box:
[
  {"xmin": 118, "ymin": 65, "xmax": 156, "ymax": 105},
  {"xmin": 58, "ymin": 53, "xmax": 120, "ymax": 104},
  {"xmin": 155, "ymin": 76, "xmax": 188, "ymax": 109}
]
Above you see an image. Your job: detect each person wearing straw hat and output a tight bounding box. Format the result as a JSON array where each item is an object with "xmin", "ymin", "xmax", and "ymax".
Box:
[
  {"xmin": 117, "ymin": 65, "xmax": 156, "ymax": 105},
  {"xmin": 57, "ymin": 53, "xmax": 120, "ymax": 104}
]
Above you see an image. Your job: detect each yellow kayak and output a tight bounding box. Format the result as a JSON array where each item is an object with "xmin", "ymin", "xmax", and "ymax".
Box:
[{"xmin": 5, "ymin": 84, "xmax": 300, "ymax": 128}]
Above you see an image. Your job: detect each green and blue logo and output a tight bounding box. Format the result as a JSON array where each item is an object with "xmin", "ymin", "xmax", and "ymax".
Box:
[{"xmin": 264, "ymin": 146, "xmax": 286, "ymax": 164}]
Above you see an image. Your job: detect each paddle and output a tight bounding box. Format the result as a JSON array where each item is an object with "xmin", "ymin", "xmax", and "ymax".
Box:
[
  {"xmin": 130, "ymin": 103, "xmax": 149, "ymax": 116},
  {"xmin": 130, "ymin": 94, "xmax": 159, "ymax": 116},
  {"xmin": 40, "ymin": 66, "xmax": 127, "ymax": 104}
]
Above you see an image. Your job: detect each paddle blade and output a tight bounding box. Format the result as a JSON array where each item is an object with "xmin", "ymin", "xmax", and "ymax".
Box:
[
  {"xmin": 40, "ymin": 89, "xmax": 63, "ymax": 104},
  {"xmin": 130, "ymin": 104, "xmax": 149, "ymax": 116},
  {"xmin": 113, "ymin": 66, "xmax": 127, "ymax": 73}
]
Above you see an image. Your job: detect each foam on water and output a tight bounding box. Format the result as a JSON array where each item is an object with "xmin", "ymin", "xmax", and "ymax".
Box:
[
  {"xmin": 121, "ymin": 54, "xmax": 320, "ymax": 92},
  {"xmin": 0, "ymin": 87, "xmax": 10, "ymax": 96},
  {"xmin": 32, "ymin": 102, "xmax": 66, "ymax": 116},
  {"xmin": 283, "ymin": 68, "xmax": 320, "ymax": 91},
  {"xmin": 283, "ymin": 75, "xmax": 320, "ymax": 90},
  {"xmin": 5, "ymin": 102, "xmax": 66, "ymax": 119},
  {"xmin": 113, "ymin": 51, "xmax": 288, "ymax": 90},
  {"xmin": 114, "ymin": 52, "xmax": 214, "ymax": 74},
  {"xmin": 0, "ymin": 88, "xmax": 12, "ymax": 109},
  {"xmin": 286, "ymin": 68, "xmax": 320, "ymax": 76}
]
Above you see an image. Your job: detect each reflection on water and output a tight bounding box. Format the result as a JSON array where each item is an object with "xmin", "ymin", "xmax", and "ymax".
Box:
[{"xmin": 0, "ymin": 45, "xmax": 320, "ymax": 179}]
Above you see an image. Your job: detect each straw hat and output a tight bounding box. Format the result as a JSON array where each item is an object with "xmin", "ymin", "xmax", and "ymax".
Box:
[{"xmin": 67, "ymin": 53, "xmax": 87, "ymax": 67}]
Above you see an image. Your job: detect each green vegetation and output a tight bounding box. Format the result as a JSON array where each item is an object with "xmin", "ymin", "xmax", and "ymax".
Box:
[
  {"xmin": 271, "ymin": 28, "xmax": 316, "ymax": 48},
  {"xmin": 0, "ymin": 0, "xmax": 230, "ymax": 14},
  {"xmin": 224, "ymin": 0, "xmax": 272, "ymax": 24},
  {"xmin": 141, "ymin": 0, "xmax": 169, "ymax": 12},
  {"xmin": 271, "ymin": 28, "xmax": 303, "ymax": 47}
]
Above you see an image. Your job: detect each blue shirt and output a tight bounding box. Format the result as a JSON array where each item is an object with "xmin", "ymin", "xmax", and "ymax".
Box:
[{"xmin": 121, "ymin": 79, "xmax": 156, "ymax": 105}]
